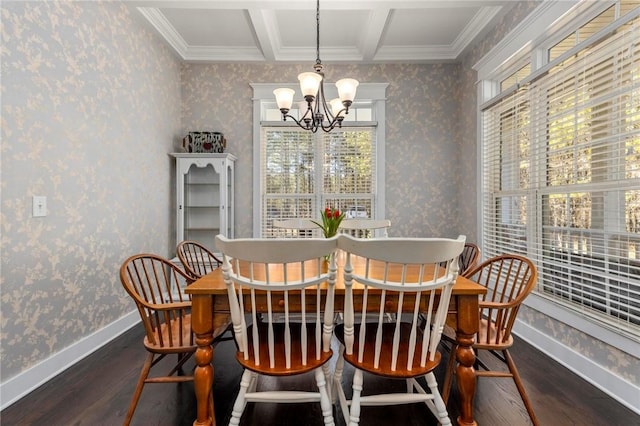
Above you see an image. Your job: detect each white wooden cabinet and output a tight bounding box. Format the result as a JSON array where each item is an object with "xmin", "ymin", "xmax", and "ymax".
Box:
[{"xmin": 171, "ymin": 153, "xmax": 236, "ymax": 251}]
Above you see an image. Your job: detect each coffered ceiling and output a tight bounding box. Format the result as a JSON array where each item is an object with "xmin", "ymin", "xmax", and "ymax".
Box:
[{"xmin": 128, "ymin": 1, "xmax": 517, "ymax": 63}]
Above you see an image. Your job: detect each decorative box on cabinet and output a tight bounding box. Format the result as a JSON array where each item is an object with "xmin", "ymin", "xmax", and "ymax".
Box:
[{"xmin": 170, "ymin": 153, "xmax": 236, "ymax": 255}]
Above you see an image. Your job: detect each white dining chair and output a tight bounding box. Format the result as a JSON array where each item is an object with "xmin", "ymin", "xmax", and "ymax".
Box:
[
  {"xmin": 272, "ymin": 218, "xmax": 320, "ymax": 238},
  {"xmin": 339, "ymin": 218, "xmax": 391, "ymax": 238},
  {"xmin": 215, "ymin": 235, "xmax": 339, "ymax": 426},
  {"xmin": 333, "ymin": 234, "xmax": 466, "ymax": 426}
]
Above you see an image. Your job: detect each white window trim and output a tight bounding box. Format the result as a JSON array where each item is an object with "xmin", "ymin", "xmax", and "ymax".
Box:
[
  {"xmin": 251, "ymin": 83, "xmax": 388, "ymax": 237},
  {"xmin": 474, "ymin": 1, "xmax": 639, "ymax": 354}
]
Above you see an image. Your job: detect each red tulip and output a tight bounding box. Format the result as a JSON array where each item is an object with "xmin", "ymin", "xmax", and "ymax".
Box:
[{"xmin": 312, "ymin": 206, "xmax": 345, "ymax": 238}]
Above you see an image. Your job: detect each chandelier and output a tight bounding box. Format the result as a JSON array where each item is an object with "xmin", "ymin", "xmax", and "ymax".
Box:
[{"xmin": 273, "ymin": 0, "xmax": 359, "ymax": 133}]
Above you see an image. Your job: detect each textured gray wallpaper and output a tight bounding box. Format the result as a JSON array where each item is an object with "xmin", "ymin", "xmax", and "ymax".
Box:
[
  {"xmin": 180, "ymin": 62, "xmax": 463, "ymax": 240},
  {"xmin": 1, "ymin": 1, "xmax": 182, "ymax": 378}
]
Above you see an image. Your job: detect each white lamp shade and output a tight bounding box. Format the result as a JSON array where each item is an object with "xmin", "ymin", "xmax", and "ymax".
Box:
[
  {"xmin": 273, "ymin": 88, "xmax": 295, "ymax": 110},
  {"xmin": 298, "ymin": 72, "xmax": 322, "ymax": 97},
  {"xmin": 335, "ymin": 78, "xmax": 359, "ymax": 102},
  {"xmin": 329, "ymin": 98, "xmax": 345, "ymax": 117}
]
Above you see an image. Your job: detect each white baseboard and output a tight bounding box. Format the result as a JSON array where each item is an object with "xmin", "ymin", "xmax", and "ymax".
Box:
[
  {"xmin": 0, "ymin": 310, "xmax": 140, "ymax": 411},
  {"xmin": 513, "ymin": 319, "xmax": 640, "ymax": 416}
]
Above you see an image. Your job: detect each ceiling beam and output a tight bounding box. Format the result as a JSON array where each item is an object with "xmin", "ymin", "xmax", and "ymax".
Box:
[{"xmin": 361, "ymin": 8, "xmax": 391, "ymax": 62}]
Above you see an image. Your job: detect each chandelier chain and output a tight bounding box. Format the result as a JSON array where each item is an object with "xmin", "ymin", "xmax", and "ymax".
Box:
[{"xmin": 316, "ymin": 0, "xmax": 321, "ymax": 66}]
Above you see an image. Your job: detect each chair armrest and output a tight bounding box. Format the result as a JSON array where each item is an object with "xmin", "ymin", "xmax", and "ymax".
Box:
[
  {"xmin": 479, "ymin": 300, "xmax": 519, "ymax": 309},
  {"xmin": 142, "ymin": 300, "xmax": 192, "ymax": 310}
]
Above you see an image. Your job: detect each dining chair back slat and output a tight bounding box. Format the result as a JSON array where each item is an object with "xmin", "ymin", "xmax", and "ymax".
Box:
[
  {"xmin": 121, "ymin": 254, "xmax": 192, "ymax": 348},
  {"xmin": 176, "ymin": 240, "xmax": 222, "ymax": 281},
  {"xmin": 459, "ymin": 242, "xmax": 481, "ymax": 277},
  {"xmin": 339, "ymin": 218, "xmax": 391, "ymax": 238},
  {"xmin": 471, "ymin": 254, "xmax": 536, "ymax": 347},
  {"xmin": 272, "ymin": 218, "xmax": 320, "ymax": 238}
]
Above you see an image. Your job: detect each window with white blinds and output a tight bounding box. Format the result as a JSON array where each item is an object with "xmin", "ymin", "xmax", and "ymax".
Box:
[
  {"xmin": 260, "ymin": 126, "xmax": 377, "ymax": 237},
  {"xmin": 482, "ymin": 10, "xmax": 640, "ymax": 338}
]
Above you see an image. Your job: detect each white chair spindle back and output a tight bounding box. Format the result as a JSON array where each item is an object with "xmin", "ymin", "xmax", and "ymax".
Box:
[
  {"xmin": 333, "ymin": 234, "xmax": 465, "ymax": 426},
  {"xmin": 217, "ymin": 235, "xmax": 338, "ymax": 369}
]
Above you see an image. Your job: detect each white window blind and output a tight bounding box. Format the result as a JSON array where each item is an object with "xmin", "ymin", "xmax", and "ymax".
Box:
[
  {"xmin": 482, "ymin": 12, "xmax": 640, "ymax": 338},
  {"xmin": 260, "ymin": 126, "xmax": 377, "ymax": 237}
]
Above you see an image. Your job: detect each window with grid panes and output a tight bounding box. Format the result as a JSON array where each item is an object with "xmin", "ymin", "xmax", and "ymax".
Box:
[
  {"xmin": 260, "ymin": 126, "xmax": 377, "ymax": 237},
  {"xmin": 481, "ymin": 4, "xmax": 640, "ymax": 339}
]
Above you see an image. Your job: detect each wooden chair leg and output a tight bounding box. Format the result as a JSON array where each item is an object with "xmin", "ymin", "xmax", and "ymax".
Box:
[
  {"xmin": 441, "ymin": 342, "xmax": 458, "ymax": 404},
  {"xmin": 124, "ymin": 353, "xmax": 154, "ymax": 426},
  {"xmin": 504, "ymin": 350, "xmax": 539, "ymax": 426},
  {"xmin": 168, "ymin": 352, "xmax": 193, "ymax": 377}
]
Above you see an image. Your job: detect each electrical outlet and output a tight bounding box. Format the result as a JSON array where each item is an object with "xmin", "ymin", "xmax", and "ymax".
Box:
[{"xmin": 32, "ymin": 196, "xmax": 47, "ymax": 217}]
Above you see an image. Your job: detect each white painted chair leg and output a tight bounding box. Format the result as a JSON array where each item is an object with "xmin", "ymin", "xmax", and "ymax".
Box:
[
  {"xmin": 349, "ymin": 369, "xmax": 363, "ymax": 426},
  {"xmin": 315, "ymin": 367, "xmax": 335, "ymax": 426},
  {"xmin": 332, "ymin": 344, "xmax": 345, "ymax": 403},
  {"xmin": 322, "ymin": 362, "xmax": 333, "ymax": 402},
  {"xmin": 333, "ymin": 344, "xmax": 350, "ymax": 425},
  {"xmin": 247, "ymin": 371, "xmax": 258, "ymax": 393},
  {"xmin": 425, "ymin": 372, "xmax": 452, "ymax": 426},
  {"xmin": 229, "ymin": 369, "xmax": 253, "ymax": 426}
]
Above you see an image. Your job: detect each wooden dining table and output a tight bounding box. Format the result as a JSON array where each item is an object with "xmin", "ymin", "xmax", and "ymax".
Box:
[{"xmin": 185, "ymin": 251, "xmax": 487, "ymax": 426}]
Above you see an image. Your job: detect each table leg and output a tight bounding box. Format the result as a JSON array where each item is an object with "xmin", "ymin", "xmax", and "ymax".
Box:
[
  {"xmin": 191, "ymin": 294, "xmax": 215, "ymax": 426},
  {"xmin": 455, "ymin": 332, "xmax": 477, "ymax": 426},
  {"xmin": 454, "ymin": 294, "xmax": 479, "ymax": 426}
]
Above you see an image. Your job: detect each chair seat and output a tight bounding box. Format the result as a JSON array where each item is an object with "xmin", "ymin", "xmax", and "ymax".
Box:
[
  {"xmin": 335, "ymin": 323, "xmax": 441, "ymax": 378},
  {"xmin": 443, "ymin": 319, "xmax": 514, "ymax": 350},
  {"xmin": 238, "ymin": 322, "xmax": 333, "ymax": 376},
  {"xmin": 474, "ymin": 318, "xmax": 513, "ymax": 350},
  {"xmin": 143, "ymin": 313, "xmax": 196, "ymax": 353}
]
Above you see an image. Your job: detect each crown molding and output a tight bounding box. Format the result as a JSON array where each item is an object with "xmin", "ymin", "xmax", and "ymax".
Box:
[
  {"xmin": 137, "ymin": 7, "xmax": 189, "ymax": 57},
  {"xmin": 474, "ymin": 0, "xmax": 580, "ymax": 79},
  {"xmin": 452, "ymin": 6, "xmax": 502, "ymax": 57},
  {"xmin": 374, "ymin": 45, "xmax": 457, "ymax": 62}
]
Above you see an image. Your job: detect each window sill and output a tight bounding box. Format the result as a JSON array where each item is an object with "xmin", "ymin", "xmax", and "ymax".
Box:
[{"xmin": 524, "ymin": 293, "xmax": 640, "ymax": 357}]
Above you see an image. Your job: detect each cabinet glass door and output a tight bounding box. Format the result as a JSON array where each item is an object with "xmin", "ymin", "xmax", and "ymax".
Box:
[{"xmin": 183, "ymin": 163, "xmax": 220, "ymax": 250}]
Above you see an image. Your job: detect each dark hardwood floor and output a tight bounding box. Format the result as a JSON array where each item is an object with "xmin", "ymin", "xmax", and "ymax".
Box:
[{"xmin": 2, "ymin": 325, "xmax": 637, "ymax": 426}]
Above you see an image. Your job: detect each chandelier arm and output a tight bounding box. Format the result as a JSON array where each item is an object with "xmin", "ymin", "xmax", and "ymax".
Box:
[
  {"xmin": 320, "ymin": 115, "xmax": 344, "ymax": 132},
  {"xmin": 281, "ymin": 113, "xmax": 314, "ymax": 131},
  {"xmin": 317, "ymin": 76, "xmax": 335, "ymax": 124}
]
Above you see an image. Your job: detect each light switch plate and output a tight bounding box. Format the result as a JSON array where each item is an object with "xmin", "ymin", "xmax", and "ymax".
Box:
[{"xmin": 32, "ymin": 195, "xmax": 47, "ymax": 217}]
